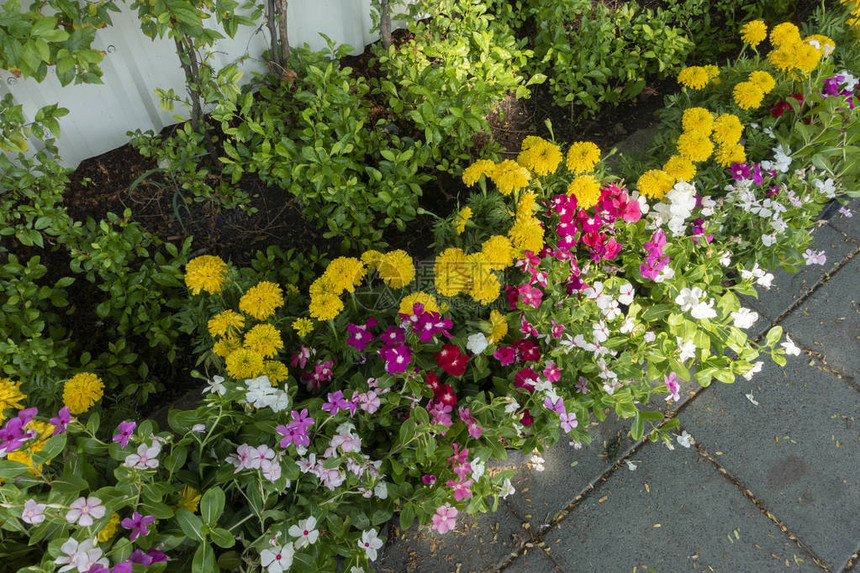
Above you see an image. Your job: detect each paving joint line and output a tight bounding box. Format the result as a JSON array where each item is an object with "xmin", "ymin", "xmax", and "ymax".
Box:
[
  {"xmin": 769, "ymin": 241, "xmax": 860, "ymax": 326},
  {"xmin": 694, "ymin": 441, "xmax": 832, "ymax": 572},
  {"xmin": 843, "ymin": 549, "xmax": 859, "ymax": 571}
]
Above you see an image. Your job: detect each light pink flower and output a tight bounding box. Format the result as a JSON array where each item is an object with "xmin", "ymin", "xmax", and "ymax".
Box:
[
  {"xmin": 22, "ymin": 499, "xmax": 46, "ymax": 525},
  {"xmin": 65, "ymin": 496, "xmax": 106, "ymax": 527},
  {"xmin": 430, "ymin": 503, "xmax": 458, "ymax": 534}
]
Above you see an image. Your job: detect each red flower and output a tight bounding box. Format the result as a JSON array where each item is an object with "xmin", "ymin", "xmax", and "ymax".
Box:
[
  {"xmin": 520, "ymin": 408, "xmax": 533, "ymax": 427},
  {"xmin": 434, "ymin": 383, "xmax": 458, "ymax": 407},
  {"xmin": 425, "ymin": 371, "xmax": 440, "ymax": 392},
  {"xmin": 435, "ymin": 344, "xmax": 469, "ymax": 377},
  {"xmin": 771, "ymin": 93, "xmax": 804, "ymax": 118},
  {"xmin": 514, "ymin": 368, "xmax": 538, "ymax": 393}
]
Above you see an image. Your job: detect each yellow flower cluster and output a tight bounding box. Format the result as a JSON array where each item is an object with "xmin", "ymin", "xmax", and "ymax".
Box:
[
  {"xmin": 453, "ymin": 207, "xmax": 472, "ymax": 235},
  {"xmin": 676, "ymin": 132, "xmax": 713, "ymax": 163},
  {"xmin": 178, "ymin": 486, "xmax": 202, "ymax": 513},
  {"xmin": 681, "ymin": 108, "xmax": 714, "ymax": 136},
  {"xmin": 662, "ymin": 155, "xmax": 696, "ymax": 183},
  {"xmin": 208, "ymin": 310, "xmax": 244, "ymax": 338},
  {"xmin": 637, "ymin": 169, "xmax": 675, "ymax": 199},
  {"xmin": 481, "ymin": 235, "xmax": 515, "ymax": 271},
  {"xmin": 517, "ymin": 136, "xmax": 563, "ymax": 176},
  {"xmin": 741, "ymin": 20, "xmax": 767, "ymax": 47},
  {"xmin": 486, "ymin": 309, "xmax": 508, "ymax": 344},
  {"xmin": 63, "ymin": 372, "xmax": 104, "ymax": 415},
  {"xmin": 566, "ymin": 141, "xmax": 601, "ymax": 174},
  {"xmin": 462, "ymin": 159, "xmax": 496, "ymax": 187},
  {"xmin": 713, "ymin": 113, "xmax": 746, "ymax": 167},
  {"xmin": 490, "ymin": 160, "xmax": 532, "ymax": 195},
  {"xmin": 364, "ymin": 250, "xmax": 415, "ymax": 289},
  {"xmin": 98, "ymin": 513, "xmax": 121, "ymax": 542},
  {"xmin": 399, "ymin": 291, "xmax": 441, "ymax": 315},
  {"xmin": 677, "ymin": 65, "xmax": 719, "ymax": 90},
  {"xmin": 0, "ymin": 378, "xmax": 26, "ymax": 423},
  {"xmin": 225, "ymin": 348, "xmax": 264, "ymax": 379},
  {"xmin": 765, "ymin": 22, "xmax": 831, "ymax": 76},
  {"xmin": 262, "ymin": 361, "xmax": 290, "ymax": 384},
  {"xmin": 516, "ymin": 190, "xmax": 538, "ymax": 218},
  {"xmin": 308, "ymin": 277, "xmax": 345, "ymax": 321},
  {"xmin": 508, "ymin": 214, "xmax": 545, "ymax": 258},
  {"xmin": 184, "ymin": 255, "xmax": 227, "ymax": 295},
  {"xmin": 239, "ymin": 282, "xmax": 284, "ymax": 321},
  {"xmin": 244, "ymin": 323, "xmax": 283, "ymax": 359},
  {"xmin": 732, "ymin": 70, "xmax": 775, "ymax": 111},
  {"xmin": 323, "ymin": 257, "xmax": 366, "ymax": 293},
  {"xmin": 213, "ymin": 334, "xmax": 242, "ymax": 358},
  {"xmin": 567, "ymin": 175, "xmax": 602, "ymax": 209},
  {"xmin": 292, "ymin": 317, "xmax": 314, "ymax": 337},
  {"xmin": 674, "ymin": 100, "xmax": 746, "ymax": 173},
  {"xmin": 433, "ymin": 248, "xmax": 501, "ymax": 304}
]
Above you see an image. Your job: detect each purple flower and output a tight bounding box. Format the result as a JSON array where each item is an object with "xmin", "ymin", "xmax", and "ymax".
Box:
[
  {"xmin": 321, "ymin": 391, "xmax": 352, "ymax": 416},
  {"xmin": 380, "ymin": 343, "xmax": 412, "ymax": 374},
  {"xmin": 129, "ymin": 548, "xmax": 167, "ymax": 567},
  {"xmin": 380, "ymin": 326, "xmax": 406, "ymax": 345},
  {"xmin": 49, "ymin": 407, "xmax": 71, "ymax": 436},
  {"xmin": 347, "ymin": 318, "xmax": 377, "ymax": 352},
  {"xmin": 412, "ymin": 310, "xmax": 453, "ymax": 343},
  {"xmin": 276, "ymin": 409, "xmax": 314, "ymax": 448},
  {"xmin": 560, "ymin": 411, "xmax": 578, "ymax": 433},
  {"xmin": 121, "ymin": 512, "xmax": 156, "ymax": 541},
  {"xmin": 0, "ymin": 408, "xmax": 38, "ymax": 455},
  {"xmin": 576, "ymin": 377, "xmax": 589, "ymax": 394},
  {"xmin": 543, "ymin": 396, "xmax": 565, "ymax": 415},
  {"xmin": 112, "ymin": 421, "xmax": 137, "ymax": 448}
]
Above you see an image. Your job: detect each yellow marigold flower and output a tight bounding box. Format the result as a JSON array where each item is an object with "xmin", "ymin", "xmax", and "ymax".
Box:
[
  {"xmin": 733, "ymin": 81, "xmax": 765, "ymax": 110},
  {"xmin": 676, "ymin": 132, "xmax": 713, "ymax": 163},
  {"xmin": 462, "ymin": 159, "xmax": 496, "ymax": 187},
  {"xmin": 792, "ymin": 42, "xmax": 822, "ymax": 74},
  {"xmin": 749, "ymin": 70, "xmax": 775, "ymax": 94},
  {"xmin": 714, "ymin": 142, "xmax": 747, "ymax": 167},
  {"xmin": 517, "ymin": 136, "xmax": 562, "ymax": 176},
  {"xmin": 637, "ymin": 170, "xmax": 675, "ymax": 200},
  {"xmin": 184, "ymin": 255, "xmax": 227, "ymax": 295},
  {"xmin": 487, "ymin": 309, "xmax": 508, "ymax": 344},
  {"xmin": 213, "ymin": 333, "xmax": 242, "ymax": 358},
  {"xmin": 239, "ymin": 282, "xmax": 284, "ymax": 321},
  {"xmin": 309, "ymin": 292, "xmax": 344, "ymax": 321},
  {"xmin": 466, "ymin": 252, "xmax": 500, "ymax": 305},
  {"xmin": 262, "ymin": 361, "xmax": 290, "ymax": 384},
  {"xmin": 713, "ymin": 114, "xmax": 744, "ymax": 145},
  {"xmin": 378, "ymin": 250, "xmax": 415, "ymax": 289},
  {"xmin": 516, "ymin": 190, "xmax": 538, "ymax": 218},
  {"xmin": 292, "ymin": 317, "xmax": 314, "ymax": 337},
  {"xmin": 490, "ymin": 160, "xmax": 531, "ymax": 195},
  {"xmin": 662, "ymin": 155, "xmax": 697, "ymax": 183},
  {"xmin": 323, "ymin": 257, "xmax": 366, "ymax": 293},
  {"xmin": 434, "ymin": 248, "xmax": 471, "ymax": 297},
  {"xmin": 566, "ymin": 141, "xmax": 601, "ymax": 174},
  {"xmin": 97, "ymin": 513, "xmax": 120, "ymax": 542},
  {"xmin": 399, "ymin": 292, "xmax": 440, "ymax": 315},
  {"xmin": 741, "ymin": 20, "xmax": 767, "ymax": 46},
  {"xmin": 243, "ymin": 323, "xmax": 283, "ymax": 359},
  {"xmin": 566, "ymin": 175, "xmax": 602, "ymax": 209},
  {"xmin": 481, "ymin": 235, "xmax": 515, "ymax": 271},
  {"xmin": 225, "ymin": 348, "xmax": 264, "ymax": 379},
  {"xmin": 63, "ymin": 373, "xmax": 104, "ymax": 415},
  {"xmin": 806, "ymin": 34, "xmax": 835, "ymax": 57},
  {"xmin": 453, "ymin": 207, "xmax": 472, "ymax": 235},
  {"xmin": 677, "ymin": 66, "xmax": 709, "ymax": 89},
  {"xmin": 682, "ymin": 107, "xmax": 715, "ymax": 135},
  {"xmin": 178, "ymin": 486, "xmax": 201, "ymax": 513},
  {"xmin": 207, "ymin": 310, "xmax": 244, "ymax": 338},
  {"xmin": 704, "ymin": 65, "xmax": 720, "ymax": 79},
  {"xmin": 768, "ymin": 45, "xmax": 795, "ymax": 73},
  {"xmin": 770, "ymin": 22, "xmax": 801, "ymax": 47},
  {"xmin": 0, "ymin": 378, "xmax": 26, "ymax": 423},
  {"xmin": 361, "ymin": 250, "xmax": 384, "ymax": 270},
  {"xmin": 508, "ymin": 215, "xmax": 545, "ymax": 258}
]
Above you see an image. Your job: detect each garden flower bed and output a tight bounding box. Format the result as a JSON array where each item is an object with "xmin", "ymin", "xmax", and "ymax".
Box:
[{"xmin": 1, "ymin": 1, "xmax": 860, "ymax": 572}]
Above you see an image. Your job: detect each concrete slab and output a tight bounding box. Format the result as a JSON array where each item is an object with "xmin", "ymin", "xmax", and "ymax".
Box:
[
  {"xmin": 377, "ymin": 502, "xmax": 528, "ymax": 573},
  {"xmin": 501, "ymin": 413, "xmax": 636, "ymax": 532},
  {"xmin": 779, "ymin": 254, "xmax": 860, "ymax": 378},
  {"xmin": 544, "ymin": 439, "xmax": 822, "ymax": 572},
  {"xmin": 743, "ymin": 223, "xmax": 858, "ymax": 323},
  {"xmin": 502, "ymin": 546, "xmax": 562, "ymax": 572},
  {"xmin": 829, "ymin": 196, "xmax": 860, "ymax": 241},
  {"xmin": 679, "ymin": 357, "xmax": 860, "ymax": 571}
]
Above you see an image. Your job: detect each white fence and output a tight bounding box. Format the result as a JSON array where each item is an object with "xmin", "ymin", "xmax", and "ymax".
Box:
[{"xmin": 2, "ymin": 1, "xmax": 383, "ymax": 167}]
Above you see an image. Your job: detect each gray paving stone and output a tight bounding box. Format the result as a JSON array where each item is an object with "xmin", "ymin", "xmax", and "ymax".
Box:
[
  {"xmin": 679, "ymin": 357, "xmax": 860, "ymax": 571},
  {"xmin": 780, "ymin": 254, "xmax": 860, "ymax": 378},
  {"xmin": 502, "ymin": 413, "xmax": 636, "ymax": 531},
  {"xmin": 743, "ymin": 223, "xmax": 858, "ymax": 322},
  {"xmin": 829, "ymin": 196, "xmax": 860, "ymax": 241},
  {"xmin": 544, "ymin": 439, "xmax": 821, "ymax": 572},
  {"xmin": 503, "ymin": 546, "xmax": 562, "ymax": 572},
  {"xmin": 377, "ymin": 502, "xmax": 527, "ymax": 573}
]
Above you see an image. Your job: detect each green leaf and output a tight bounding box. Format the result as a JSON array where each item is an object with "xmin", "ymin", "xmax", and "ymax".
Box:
[
  {"xmin": 32, "ymin": 434, "xmax": 66, "ymax": 466},
  {"xmin": 764, "ymin": 326, "xmax": 783, "ymax": 348},
  {"xmin": 51, "ymin": 474, "xmax": 89, "ymax": 494},
  {"xmin": 192, "ymin": 540, "xmax": 216, "ymax": 573},
  {"xmin": 631, "ymin": 413, "xmax": 644, "ymax": 441},
  {"xmin": 0, "ymin": 460, "xmax": 31, "ymax": 478},
  {"xmin": 209, "ymin": 527, "xmax": 235, "ymax": 548},
  {"xmin": 200, "ymin": 487, "xmax": 225, "ymax": 526},
  {"xmin": 176, "ymin": 508, "xmax": 205, "ymax": 542}
]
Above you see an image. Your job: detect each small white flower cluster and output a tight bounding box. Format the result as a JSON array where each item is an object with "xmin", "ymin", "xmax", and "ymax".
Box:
[
  {"xmin": 245, "ymin": 375, "xmax": 290, "ymax": 413},
  {"xmin": 739, "ymin": 263, "xmax": 775, "ymax": 290},
  {"xmin": 651, "ymin": 181, "xmax": 697, "ymax": 237},
  {"xmin": 761, "ymin": 144, "xmax": 792, "ymax": 173},
  {"xmin": 674, "ymin": 286, "xmax": 717, "ymax": 320},
  {"xmin": 297, "ymin": 447, "xmax": 386, "ymax": 494}
]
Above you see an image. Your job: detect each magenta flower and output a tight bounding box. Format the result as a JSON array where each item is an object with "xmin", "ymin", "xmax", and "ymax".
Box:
[
  {"xmin": 276, "ymin": 409, "xmax": 315, "ymax": 448},
  {"xmin": 457, "ymin": 407, "xmax": 483, "ymax": 439},
  {"xmin": 121, "ymin": 512, "xmax": 155, "ymax": 541},
  {"xmin": 380, "ymin": 326, "xmax": 406, "ymax": 345},
  {"xmin": 49, "ymin": 407, "xmax": 72, "ymax": 436},
  {"xmin": 422, "ymin": 474, "xmax": 436, "ymax": 485},
  {"xmin": 543, "ymin": 361, "xmax": 562, "ymax": 383},
  {"xmin": 519, "ymin": 316, "xmax": 538, "ymax": 338},
  {"xmin": 347, "ymin": 319, "xmax": 376, "ymax": 352},
  {"xmin": 447, "ymin": 477, "xmax": 474, "ymax": 501},
  {"xmin": 380, "ymin": 343, "xmax": 412, "ymax": 374},
  {"xmin": 665, "ymin": 372, "xmax": 681, "ymax": 402},
  {"xmin": 493, "ymin": 346, "xmax": 516, "ymax": 366},
  {"xmin": 112, "ymin": 421, "xmax": 137, "ymax": 448},
  {"xmin": 413, "ymin": 310, "xmax": 453, "ymax": 343},
  {"xmin": 321, "ymin": 390, "xmax": 352, "ymax": 416},
  {"xmin": 576, "ymin": 377, "xmax": 589, "ymax": 394},
  {"xmin": 429, "ymin": 401, "xmax": 453, "ymax": 428},
  {"xmin": 0, "ymin": 408, "xmax": 38, "ymax": 455},
  {"xmin": 290, "ymin": 345, "xmax": 315, "ymax": 369}
]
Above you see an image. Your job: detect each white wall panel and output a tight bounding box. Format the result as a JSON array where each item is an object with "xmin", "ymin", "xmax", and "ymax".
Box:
[{"xmin": 1, "ymin": 0, "xmax": 387, "ymax": 167}]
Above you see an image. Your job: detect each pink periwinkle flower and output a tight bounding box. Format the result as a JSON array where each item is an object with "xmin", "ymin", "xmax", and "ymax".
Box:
[
  {"xmin": 112, "ymin": 421, "xmax": 137, "ymax": 448},
  {"xmin": 49, "ymin": 407, "xmax": 71, "ymax": 436},
  {"xmin": 431, "ymin": 503, "xmax": 459, "ymax": 534},
  {"xmin": 560, "ymin": 411, "xmax": 578, "ymax": 433},
  {"xmin": 457, "ymin": 407, "xmax": 483, "ymax": 439},
  {"xmin": 665, "ymin": 372, "xmax": 681, "ymax": 402},
  {"xmin": 543, "ymin": 361, "xmax": 562, "ymax": 383},
  {"xmin": 447, "ymin": 478, "xmax": 474, "ymax": 501},
  {"xmin": 422, "ymin": 474, "xmax": 437, "ymax": 486},
  {"xmin": 121, "ymin": 512, "xmax": 156, "ymax": 541}
]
